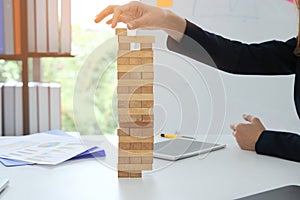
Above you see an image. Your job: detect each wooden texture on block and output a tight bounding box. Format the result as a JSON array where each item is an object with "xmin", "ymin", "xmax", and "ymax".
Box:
[
  {"xmin": 141, "ymin": 142, "xmax": 154, "ymax": 150},
  {"xmin": 118, "ymin": 171, "xmax": 130, "ymax": 178},
  {"xmin": 141, "ymin": 58, "xmax": 153, "ymax": 64},
  {"xmin": 130, "ymin": 142, "xmax": 142, "ymax": 150},
  {"xmin": 118, "ymin": 100, "xmax": 129, "ymax": 108},
  {"xmin": 118, "ymin": 149, "xmax": 153, "ymax": 157},
  {"xmin": 118, "ymin": 50, "xmax": 153, "ymax": 58},
  {"xmin": 129, "ymin": 101, "xmax": 142, "ymax": 108},
  {"xmin": 142, "ymin": 115, "xmax": 154, "ymax": 123},
  {"xmin": 117, "ymin": 86, "xmax": 129, "ymax": 94},
  {"xmin": 119, "ymin": 43, "xmax": 130, "ymax": 50},
  {"xmin": 118, "ymin": 64, "xmax": 153, "ymax": 73},
  {"xmin": 142, "ymin": 101, "xmax": 154, "ymax": 108},
  {"xmin": 118, "ymin": 57, "xmax": 130, "ymax": 65},
  {"xmin": 118, "ymin": 94, "xmax": 154, "ymax": 101},
  {"xmin": 117, "ymin": 128, "xmax": 130, "ymax": 136},
  {"xmin": 141, "ymin": 156, "xmax": 153, "ymax": 164},
  {"xmin": 118, "ymin": 72, "xmax": 142, "ymax": 80},
  {"xmin": 118, "ymin": 36, "xmax": 155, "ymax": 44},
  {"xmin": 130, "ymin": 157, "xmax": 142, "ymax": 164},
  {"xmin": 118, "ymin": 80, "xmax": 152, "ymax": 87},
  {"xmin": 119, "ymin": 121, "xmax": 153, "ymax": 128},
  {"xmin": 130, "ymin": 128, "xmax": 153, "ymax": 137},
  {"xmin": 128, "ymin": 86, "xmax": 142, "ymax": 94},
  {"xmin": 119, "ymin": 142, "xmax": 131, "ymax": 150},
  {"xmin": 118, "ymin": 108, "xmax": 152, "ymax": 115},
  {"xmin": 140, "ymin": 43, "xmax": 152, "ymax": 50},
  {"xmin": 141, "ymin": 86, "xmax": 153, "ymax": 94},
  {"xmin": 129, "ymin": 58, "xmax": 142, "ymax": 65},
  {"xmin": 118, "ymin": 157, "xmax": 130, "ymax": 164},
  {"xmin": 118, "ymin": 100, "xmax": 143, "ymax": 108},
  {"xmin": 118, "ymin": 115, "xmax": 142, "ymax": 123},
  {"xmin": 118, "ymin": 164, "xmax": 152, "ymax": 171},
  {"xmin": 142, "ymin": 73, "xmax": 154, "ymax": 80},
  {"xmin": 129, "ymin": 171, "xmax": 142, "ymax": 178},
  {"xmin": 115, "ymin": 28, "xmax": 127, "ymax": 35},
  {"xmin": 119, "ymin": 136, "xmax": 154, "ymax": 143}
]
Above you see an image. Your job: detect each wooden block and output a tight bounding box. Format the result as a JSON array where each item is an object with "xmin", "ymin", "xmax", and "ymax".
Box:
[
  {"xmin": 119, "ymin": 43, "xmax": 130, "ymax": 50},
  {"xmin": 141, "ymin": 86, "xmax": 153, "ymax": 94},
  {"xmin": 118, "ymin": 80, "xmax": 151, "ymax": 87},
  {"xmin": 118, "ymin": 72, "xmax": 126, "ymax": 79},
  {"xmin": 142, "ymin": 101, "xmax": 154, "ymax": 108},
  {"xmin": 128, "ymin": 86, "xmax": 141, "ymax": 94},
  {"xmin": 141, "ymin": 156, "xmax": 153, "ymax": 164},
  {"xmin": 129, "ymin": 171, "xmax": 142, "ymax": 178},
  {"xmin": 141, "ymin": 142, "xmax": 153, "ymax": 150},
  {"xmin": 118, "ymin": 100, "xmax": 129, "ymax": 108},
  {"xmin": 141, "ymin": 58, "xmax": 153, "ymax": 64},
  {"xmin": 117, "ymin": 128, "xmax": 130, "ymax": 136},
  {"xmin": 142, "ymin": 115, "xmax": 154, "ymax": 122},
  {"xmin": 142, "ymin": 128, "xmax": 154, "ymax": 137},
  {"xmin": 118, "ymin": 101, "xmax": 141, "ymax": 108},
  {"xmin": 130, "ymin": 128, "xmax": 153, "ymax": 137},
  {"xmin": 115, "ymin": 28, "xmax": 127, "ymax": 36},
  {"xmin": 118, "ymin": 94, "xmax": 153, "ymax": 101},
  {"xmin": 118, "ymin": 57, "xmax": 130, "ymax": 65},
  {"xmin": 118, "ymin": 157, "xmax": 130, "ymax": 164},
  {"xmin": 119, "ymin": 142, "xmax": 131, "ymax": 150},
  {"xmin": 118, "ymin": 50, "xmax": 153, "ymax": 58},
  {"xmin": 143, "ymin": 65, "xmax": 154, "ymax": 72},
  {"xmin": 118, "ymin": 171, "xmax": 130, "ymax": 178},
  {"xmin": 118, "ymin": 36, "xmax": 155, "ymax": 44},
  {"xmin": 130, "ymin": 142, "xmax": 142, "ymax": 150},
  {"xmin": 119, "ymin": 135, "xmax": 154, "ymax": 143},
  {"xmin": 142, "ymin": 72, "xmax": 154, "ymax": 80},
  {"xmin": 119, "ymin": 121, "xmax": 153, "ymax": 128},
  {"xmin": 118, "ymin": 72, "xmax": 141, "ymax": 79},
  {"xmin": 130, "ymin": 157, "xmax": 142, "ymax": 164},
  {"xmin": 117, "ymin": 86, "xmax": 128, "ymax": 94},
  {"xmin": 129, "ymin": 101, "xmax": 141, "ymax": 108},
  {"xmin": 118, "ymin": 163, "xmax": 152, "ymax": 171},
  {"xmin": 118, "ymin": 115, "xmax": 142, "ymax": 123},
  {"xmin": 129, "ymin": 58, "xmax": 142, "ymax": 65},
  {"xmin": 118, "ymin": 108, "xmax": 152, "ymax": 115},
  {"xmin": 140, "ymin": 43, "xmax": 152, "ymax": 51},
  {"xmin": 118, "ymin": 149, "xmax": 153, "ymax": 157},
  {"xmin": 130, "ymin": 128, "xmax": 143, "ymax": 137},
  {"xmin": 118, "ymin": 64, "xmax": 153, "ymax": 72}
]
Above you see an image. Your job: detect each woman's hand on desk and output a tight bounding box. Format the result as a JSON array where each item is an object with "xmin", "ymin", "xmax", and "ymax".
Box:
[
  {"xmin": 94, "ymin": 1, "xmax": 186, "ymax": 42},
  {"xmin": 231, "ymin": 114, "xmax": 265, "ymax": 151}
]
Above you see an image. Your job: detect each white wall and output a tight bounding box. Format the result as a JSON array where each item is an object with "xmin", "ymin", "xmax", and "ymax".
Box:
[{"xmin": 139, "ymin": 0, "xmax": 300, "ymax": 139}]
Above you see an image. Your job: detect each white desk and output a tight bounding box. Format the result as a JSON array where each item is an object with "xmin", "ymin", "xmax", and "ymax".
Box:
[{"xmin": 0, "ymin": 134, "xmax": 300, "ymax": 200}]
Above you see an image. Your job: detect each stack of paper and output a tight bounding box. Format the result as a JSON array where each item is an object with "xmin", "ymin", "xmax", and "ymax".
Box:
[{"xmin": 0, "ymin": 130, "xmax": 105, "ymax": 167}]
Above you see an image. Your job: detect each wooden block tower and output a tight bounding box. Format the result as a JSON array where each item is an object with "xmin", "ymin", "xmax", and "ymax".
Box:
[{"xmin": 116, "ymin": 28, "xmax": 155, "ymax": 178}]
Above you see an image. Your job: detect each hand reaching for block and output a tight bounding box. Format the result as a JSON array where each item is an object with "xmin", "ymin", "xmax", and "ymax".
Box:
[{"xmin": 94, "ymin": 1, "xmax": 186, "ymax": 42}]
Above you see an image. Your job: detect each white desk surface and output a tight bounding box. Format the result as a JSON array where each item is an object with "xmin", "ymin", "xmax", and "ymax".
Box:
[{"xmin": 0, "ymin": 134, "xmax": 299, "ymax": 200}]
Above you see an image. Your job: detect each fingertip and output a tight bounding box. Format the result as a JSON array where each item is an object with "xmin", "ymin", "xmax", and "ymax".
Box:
[{"xmin": 127, "ymin": 23, "xmax": 134, "ymax": 30}]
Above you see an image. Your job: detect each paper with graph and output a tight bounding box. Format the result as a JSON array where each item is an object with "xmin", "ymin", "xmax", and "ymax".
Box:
[{"xmin": 0, "ymin": 133, "xmax": 89, "ymax": 165}]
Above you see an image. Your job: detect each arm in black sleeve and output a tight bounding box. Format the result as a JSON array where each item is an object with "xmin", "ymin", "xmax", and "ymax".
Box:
[
  {"xmin": 167, "ymin": 20, "xmax": 297, "ymax": 75},
  {"xmin": 255, "ymin": 130, "xmax": 300, "ymax": 162}
]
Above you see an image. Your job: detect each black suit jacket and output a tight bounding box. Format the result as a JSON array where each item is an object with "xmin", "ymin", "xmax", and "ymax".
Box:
[{"xmin": 167, "ymin": 20, "xmax": 300, "ymax": 162}]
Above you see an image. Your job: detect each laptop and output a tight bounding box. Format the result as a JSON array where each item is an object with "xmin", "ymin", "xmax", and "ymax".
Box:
[
  {"xmin": 0, "ymin": 178, "xmax": 8, "ymax": 193},
  {"xmin": 154, "ymin": 138, "xmax": 226, "ymax": 161},
  {"xmin": 235, "ymin": 185, "xmax": 300, "ymax": 200}
]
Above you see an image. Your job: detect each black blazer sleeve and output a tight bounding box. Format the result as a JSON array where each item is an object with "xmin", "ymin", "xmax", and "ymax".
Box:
[
  {"xmin": 167, "ymin": 20, "xmax": 297, "ymax": 75},
  {"xmin": 167, "ymin": 19, "xmax": 300, "ymax": 162},
  {"xmin": 256, "ymin": 130, "xmax": 300, "ymax": 162}
]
